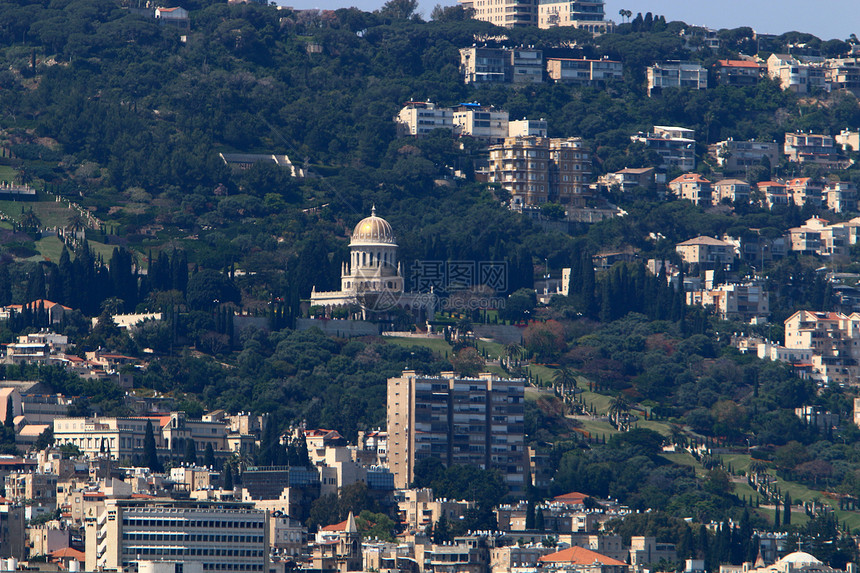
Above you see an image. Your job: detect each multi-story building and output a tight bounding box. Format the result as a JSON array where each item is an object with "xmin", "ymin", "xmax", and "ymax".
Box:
[
  {"xmin": 786, "ymin": 177, "xmax": 825, "ymax": 207},
  {"xmin": 784, "ymin": 132, "xmax": 844, "ymax": 166},
  {"xmin": 757, "ymin": 181, "xmax": 790, "ymax": 209},
  {"xmin": 536, "ymin": 0, "xmax": 612, "ymax": 33},
  {"xmin": 539, "ymin": 546, "xmax": 629, "ymax": 573},
  {"xmin": 713, "ymin": 59, "xmax": 763, "ymax": 86},
  {"xmin": 4, "ymin": 472, "xmax": 57, "ymax": 503},
  {"xmin": 824, "ymin": 57, "xmax": 860, "ymax": 94},
  {"xmin": 394, "ymin": 102, "xmax": 454, "ymax": 137},
  {"xmin": 646, "ymin": 62, "xmax": 707, "ymax": 96},
  {"xmin": 453, "ymin": 104, "xmax": 510, "ymax": 142},
  {"xmin": 631, "ymin": 126, "xmax": 696, "ymax": 171},
  {"xmin": 784, "ymin": 311, "xmax": 860, "ymax": 386},
  {"xmin": 788, "ymin": 217, "xmax": 849, "ymax": 257},
  {"xmin": 84, "ymin": 498, "xmax": 269, "ymax": 573},
  {"xmin": 508, "ymin": 119, "xmax": 548, "ymax": 137},
  {"xmin": 396, "ymin": 488, "xmax": 472, "ymax": 531},
  {"xmin": 53, "ymin": 413, "xmax": 229, "ymax": 463},
  {"xmin": 668, "ymin": 173, "xmax": 711, "ymax": 206},
  {"xmin": 825, "ymin": 181, "xmax": 857, "ymax": 213},
  {"xmin": 836, "ymin": 128, "xmax": 860, "ymax": 153},
  {"xmin": 458, "ymin": 47, "xmax": 544, "ymax": 84},
  {"xmin": 387, "ymin": 370, "xmax": 526, "ymax": 493},
  {"xmin": 767, "ymin": 54, "xmax": 826, "ymax": 93},
  {"xmin": 488, "ymin": 136, "xmax": 591, "ymax": 207},
  {"xmin": 545, "ymin": 57, "xmax": 622, "ymax": 84},
  {"xmin": 457, "ymin": 0, "xmax": 537, "ymax": 28},
  {"xmin": 686, "ymin": 282, "xmax": 769, "ymax": 323},
  {"xmin": 597, "ymin": 168, "xmax": 656, "ymax": 192},
  {"xmin": 675, "ymin": 236, "xmax": 736, "ymax": 268},
  {"xmin": 711, "ymin": 179, "xmax": 750, "ymax": 204},
  {"xmin": 713, "ymin": 138, "xmax": 779, "ymax": 173}
]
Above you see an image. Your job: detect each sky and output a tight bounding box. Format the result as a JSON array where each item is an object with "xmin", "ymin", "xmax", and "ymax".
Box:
[{"xmin": 276, "ymin": 0, "xmax": 859, "ymax": 41}]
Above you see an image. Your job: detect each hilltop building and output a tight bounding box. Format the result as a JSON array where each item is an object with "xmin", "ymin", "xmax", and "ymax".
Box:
[
  {"xmin": 631, "ymin": 126, "xmax": 696, "ymax": 171},
  {"xmin": 536, "ymin": 0, "xmax": 613, "ymax": 33},
  {"xmin": 646, "ymin": 62, "xmax": 707, "ymax": 96}
]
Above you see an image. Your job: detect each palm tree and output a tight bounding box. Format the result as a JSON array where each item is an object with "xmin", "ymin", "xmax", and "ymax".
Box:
[
  {"xmin": 66, "ymin": 211, "xmax": 86, "ymax": 237},
  {"xmin": 607, "ymin": 395, "xmax": 630, "ymax": 429},
  {"xmin": 553, "ymin": 366, "xmax": 578, "ymax": 395},
  {"xmin": 19, "ymin": 208, "xmax": 41, "ymax": 234},
  {"xmin": 504, "ymin": 343, "xmax": 524, "ymax": 368}
]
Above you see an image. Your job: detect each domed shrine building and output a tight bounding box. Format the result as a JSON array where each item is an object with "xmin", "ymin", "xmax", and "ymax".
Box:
[{"xmin": 310, "ymin": 208, "xmax": 433, "ymax": 320}]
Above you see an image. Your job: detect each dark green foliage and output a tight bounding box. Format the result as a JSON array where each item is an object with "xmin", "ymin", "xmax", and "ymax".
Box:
[{"xmin": 144, "ymin": 420, "xmax": 163, "ymax": 473}]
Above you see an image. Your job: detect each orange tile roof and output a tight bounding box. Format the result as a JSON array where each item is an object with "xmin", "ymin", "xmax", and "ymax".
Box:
[
  {"xmin": 50, "ymin": 547, "xmax": 85, "ymax": 561},
  {"xmin": 553, "ymin": 491, "xmax": 588, "ymax": 504},
  {"xmin": 670, "ymin": 173, "xmax": 710, "ymax": 184},
  {"xmin": 540, "ymin": 546, "xmax": 627, "ymax": 567},
  {"xmin": 717, "ymin": 59, "xmax": 761, "ymax": 68},
  {"xmin": 320, "ymin": 519, "xmax": 349, "ymax": 531}
]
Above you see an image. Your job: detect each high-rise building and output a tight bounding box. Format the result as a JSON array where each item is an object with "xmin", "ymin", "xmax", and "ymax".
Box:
[
  {"xmin": 537, "ymin": 0, "xmax": 612, "ymax": 33},
  {"xmin": 488, "ymin": 136, "xmax": 591, "ymax": 208},
  {"xmin": 84, "ymin": 498, "xmax": 269, "ymax": 573},
  {"xmin": 387, "ymin": 371, "xmax": 526, "ymax": 493}
]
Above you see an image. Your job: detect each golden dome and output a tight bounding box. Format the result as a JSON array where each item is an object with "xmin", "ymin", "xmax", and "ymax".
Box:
[{"xmin": 351, "ymin": 206, "xmax": 396, "ymax": 245}]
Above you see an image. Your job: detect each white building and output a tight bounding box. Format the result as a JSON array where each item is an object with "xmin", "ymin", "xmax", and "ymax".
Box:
[
  {"xmin": 647, "ymin": 62, "xmax": 707, "ymax": 96},
  {"xmin": 453, "ymin": 104, "xmax": 510, "ymax": 142},
  {"xmin": 631, "ymin": 126, "xmax": 696, "ymax": 171},
  {"xmin": 394, "ymin": 102, "xmax": 454, "ymax": 137}
]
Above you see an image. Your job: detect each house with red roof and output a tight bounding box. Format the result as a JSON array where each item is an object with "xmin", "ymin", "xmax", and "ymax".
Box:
[
  {"xmin": 714, "ymin": 59, "xmax": 763, "ymax": 86},
  {"xmin": 539, "ymin": 546, "xmax": 629, "ymax": 573},
  {"xmin": 668, "ymin": 173, "xmax": 711, "ymax": 206}
]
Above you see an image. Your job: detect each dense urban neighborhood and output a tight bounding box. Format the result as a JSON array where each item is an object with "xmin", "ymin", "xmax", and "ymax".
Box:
[{"xmin": 1, "ymin": 1, "xmax": 860, "ymax": 573}]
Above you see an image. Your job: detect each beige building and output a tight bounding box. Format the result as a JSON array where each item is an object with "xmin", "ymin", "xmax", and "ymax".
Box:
[
  {"xmin": 787, "ymin": 216, "xmax": 849, "ymax": 257},
  {"xmin": 784, "ymin": 132, "xmax": 845, "ymax": 167},
  {"xmin": 457, "ymin": 0, "xmax": 537, "ymax": 28},
  {"xmin": 387, "ymin": 371, "xmax": 526, "ymax": 493},
  {"xmin": 546, "ymin": 57, "xmax": 622, "ymax": 84},
  {"xmin": 84, "ymin": 498, "xmax": 269, "ymax": 573},
  {"xmin": 712, "ymin": 179, "xmax": 750, "ymax": 204},
  {"xmin": 784, "ymin": 311, "xmax": 860, "ymax": 387},
  {"xmin": 675, "ymin": 236, "xmax": 737, "ymax": 268},
  {"xmin": 785, "ymin": 177, "xmax": 824, "ymax": 207},
  {"xmin": 767, "ymin": 54, "xmax": 826, "ymax": 93},
  {"xmin": 488, "ymin": 136, "xmax": 591, "ymax": 208},
  {"xmin": 825, "ymin": 181, "xmax": 857, "ymax": 213},
  {"xmin": 396, "ymin": 488, "xmax": 472, "ymax": 532},
  {"xmin": 668, "ymin": 173, "xmax": 711, "ymax": 206},
  {"xmin": 458, "ymin": 47, "xmax": 543, "ymax": 84},
  {"xmin": 537, "ymin": 0, "xmax": 612, "ymax": 32}
]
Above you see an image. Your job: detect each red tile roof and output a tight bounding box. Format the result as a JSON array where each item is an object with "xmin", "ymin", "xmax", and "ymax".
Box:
[
  {"xmin": 553, "ymin": 491, "xmax": 588, "ymax": 504},
  {"xmin": 321, "ymin": 519, "xmax": 349, "ymax": 532},
  {"xmin": 717, "ymin": 59, "xmax": 761, "ymax": 68},
  {"xmin": 540, "ymin": 546, "xmax": 627, "ymax": 567},
  {"xmin": 50, "ymin": 547, "xmax": 85, "ymax": 561}
]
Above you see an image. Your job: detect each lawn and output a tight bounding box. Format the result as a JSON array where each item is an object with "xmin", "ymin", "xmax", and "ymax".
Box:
[
  {"xmin": 0, "ymin": 165, "xmax": 16, "ymax": 183},
  {"xmin": 0, "ymin": 197, "xmax": 77, "ymax": 229},
  {"xmin": 385, "ymin": 336, "xmax": 453, "ymax": 357}
]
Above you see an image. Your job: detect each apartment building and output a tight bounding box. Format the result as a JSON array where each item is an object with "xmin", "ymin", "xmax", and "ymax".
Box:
[
  {"xmin": 546, "ymin": 57, "xmax": 622, "ymax": 84},
  {"xmin": 757, "ymin": 181, "xmax": 790, "ymax": 209},
  {"xmin": 668, "ymin": 173, "xmax": 711, "ymax": 206},
  {"xmin": 787, "ymin": 217, "xmax": 845, "ymax": 256},
  {"xmin": 646, "ymin": 62, "xmax": 707, "ymax": 96},
  {"xmin": 84, "ymin": 498, "xmax": 269, "ymax": 573},
  {"xmin": 537, "ymin": 0, "xmax": 612, "ymax": 33},
  {"xmin": 767, "ymin": 54, "xmax": 826, "ymax": 93},
  {"xmin": 836, "ymin": 128, "xmax": 860, "ymax": 152},
  {"xmin": 784, "ymin": 132, "xmax": 844, "ymax": 166},
  {"xmin": 630, "ymin": 126, "xmax": 696, "ymax": 171},
  {"xmin": 459, "ymin": 47, "xmax": 543, "ymax": 84},
  {"xmin": 675, "ymin": 236, "xmax": 737, "ymax": 268},
  {"xmin": 786, "ymin": 177, "xmax": 824, "ymax": 207},
  {"xmin": 488, "ymin": 136, "xmax": 591, "ymax": 207},
  {"xmin": 713, "ymin": 59, "xmax": 763, "ymax": 86},
  {"xmin": 825, "ymin": 181, "xmax": 857, "ymax": 213},
  {"xmin": 686, "ymin": 282, "xmax": 769, "ymax": 323},
  {"xmin": 784, "ymin": 311, "xmax": 860, "ymax": 386},
  {"xmin": 53, "ymin": 413, "xmax": 229, "ymax": 462},
  {"xmin": 509, "ymin": 118, "xmax": 548, "ymax": 137},
  {"xmin": 824, "ymin": 57, "xmax": 860, "ymax": 94},
  {"xmin": 597, "ymin": 168, "xmax": 656, "ymax": 192},
  {"xmin": 713, "ymin": 138, "xmax": 779, "ymax": 173},
  {"xmin": 387, "ymin": 370, "xmax": 526, "ymax": 492},
  {"xmin": 711, "ymin": 179, "xmax": 750, "ymax": 204},
  {"xmin": 453, "ymin": 104, "xmax": 510, "ymax": 142},
  {"xmin": 457, "ymin": 0, "xmax": 537, "ymax": 28},
  {"xmin": 396, "ymin": 488, "xmax": 472, "ymax": 531},
  {"xmin": 394, "ymin": 102, "xmax": 453, "ymax": 137}
]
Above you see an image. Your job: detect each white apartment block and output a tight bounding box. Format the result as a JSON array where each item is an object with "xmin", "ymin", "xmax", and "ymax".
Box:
[
  {"xmin": 84, "ymin": 498, "xmax": 269, "ymax": 572},
  {"xmin": 647, "ymin": 62, "xmax": 707, "ymax": 96},
  {"xmin": 686, "ymin": 282, "xmax": 769, "ymax": 323},
  {"xmin": 631, "ymin": 126, "xmax": 696, "ymax": 171},
  {"xmin": 714, "ymin": 139, "xmax": 779, "ymax": 173},
  {"xmin": 509, "ymin": 119, "xmax": 548, "ymax": 137},
  {"xmin": 459, "ymin": 47, "xmax": 543, "ymax": 84},
  {"xmin": 394, "ymin": 102, "xmax": 453, "ymax": 137},
  {"xmin": 453, "ymin": 105, "xmax": 509, "ymax": 142}
]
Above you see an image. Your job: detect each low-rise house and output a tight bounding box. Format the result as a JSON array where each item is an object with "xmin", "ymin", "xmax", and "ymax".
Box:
[
  {"xmin": 713, "ymin": 59, "xmax": 763, "ymax": 86},
  {"xmin": 539, "ymin": 546, "xmax": 629, "ymax": 573},
  {"xmin": 756, "ymin": 181, "xmax": 789, "ymax": 209},
  {"xmin": 676, "ymin": 236, "xmax": 737, "ymax": 268},
  {"xmin": 598, "ymin": 167, "xmax": 656, "ymax": 192},
  {"xmin": 712, "ymin": 179, "xmax": 750, "ymax": 204},
  {"xmin": 669, "ymin": 173, "xmax": 711, "ymax": 206}
]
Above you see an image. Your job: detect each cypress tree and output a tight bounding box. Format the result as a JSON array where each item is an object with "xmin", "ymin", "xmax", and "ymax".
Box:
[
  {"xmin": 184, "ymin": 439, "xmax": 197, "ymax": 465},
  {"xmin": 204, "ymin": 443, "xmax": 216, "ymax": 468},
  {"xmin": 144, "ymin": 420, "xmax": 163, "ymax": 473},
  {"xmin": 525, "ymin": 500, "xmax": 536, "ymax": 530},
  {"xmin": 774, "ymin": 503, "xmax": 780, "ymax": 530},
  {"xmin": 783, "ymin": 493, "xmax": 791, "ymax": 525},
  {"xmin": 4, "ymin": 395, "xmax": 13, "ymax": 428}
]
